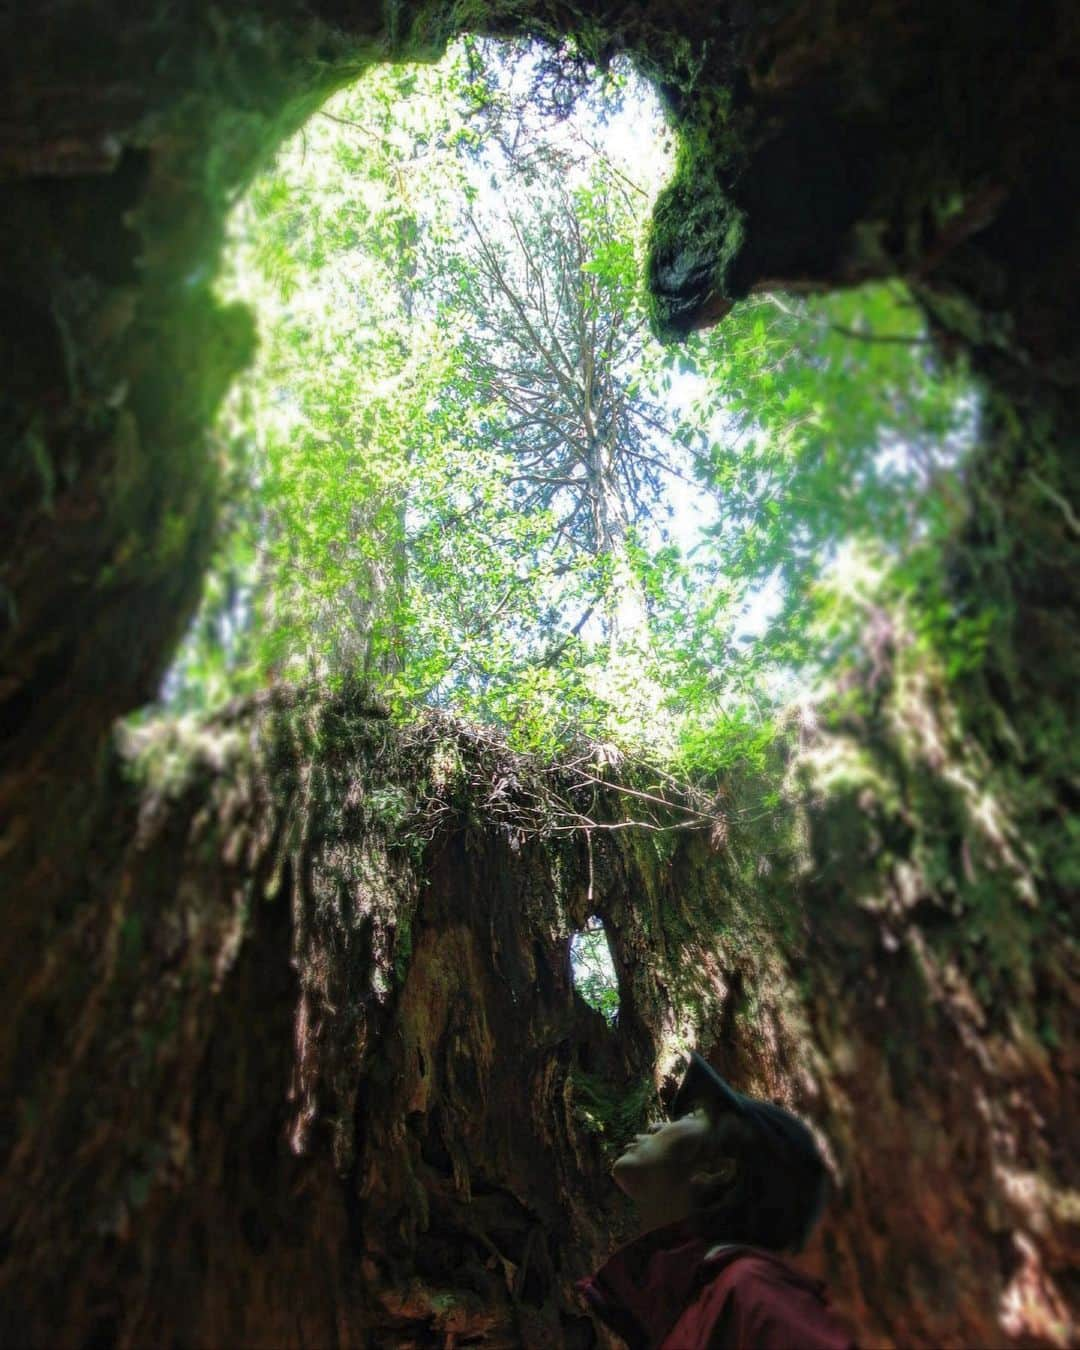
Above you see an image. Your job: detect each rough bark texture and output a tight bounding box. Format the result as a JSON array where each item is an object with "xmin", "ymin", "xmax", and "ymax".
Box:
[
  {"xmin": 1, "ymin": 2, "xmax": 1077, "ymax": 1347},
  {"xmin": 0, "ymin": 692, "xmax": 783, "ymax": 1347}
]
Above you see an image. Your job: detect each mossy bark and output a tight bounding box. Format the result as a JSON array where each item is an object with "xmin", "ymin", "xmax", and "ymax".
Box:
[{"xmin": 3, "ymin": 658, "xmax": 1074, "ymax": 1346}]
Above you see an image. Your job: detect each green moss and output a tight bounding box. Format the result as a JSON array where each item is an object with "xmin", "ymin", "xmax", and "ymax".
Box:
[
  {"xmin": 646, "ymin": 113, "xmax": 748, "ymax": 340},
  {"xmin": 119, "ymin": 716, "xmax": 244, "ymax": 800},
  {"xmin": 569, "ymin": 1066, "xmax": 655, "ymax": 1156}
]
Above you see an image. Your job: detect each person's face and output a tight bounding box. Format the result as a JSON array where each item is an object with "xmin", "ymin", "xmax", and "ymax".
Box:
[{"xmin": 611, "ymin": 1106, "xmax": 712, "ymax": 1220}]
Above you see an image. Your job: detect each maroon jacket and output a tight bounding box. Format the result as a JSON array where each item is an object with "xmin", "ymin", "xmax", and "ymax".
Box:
[{"xmin": 576, "ymin": 1217, "xmax": 856, "ymax": 1350}]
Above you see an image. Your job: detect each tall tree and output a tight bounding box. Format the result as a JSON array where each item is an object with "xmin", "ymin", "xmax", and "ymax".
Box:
[{"xmin": 412, "ymin": 156, "xmax": 693, "ymax": 726}]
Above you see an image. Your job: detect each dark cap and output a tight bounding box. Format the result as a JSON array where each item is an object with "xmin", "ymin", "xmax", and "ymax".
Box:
[{"xmin": 671, "ymin": 1051, "xmax": 828, "ymax": 1251}]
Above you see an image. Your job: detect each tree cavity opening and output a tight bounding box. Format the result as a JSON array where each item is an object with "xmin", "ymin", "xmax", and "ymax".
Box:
[
  {"xmin": 157, "ymin": 33, "xmax": 982, "ymax": 791},
  {"xmin": 570, "ymin": 915, "xmax": 619, "ymax": 1023}
]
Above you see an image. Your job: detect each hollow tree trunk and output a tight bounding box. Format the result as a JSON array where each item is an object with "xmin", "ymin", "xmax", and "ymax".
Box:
[
  {"xmin": 2, "ymin": 651, "xmax": 1076, "ymax": 1346},
  {"xmin": 1, "ymin": 2, "xmax": 1077, "ymax": 1347},
  {"xmin": 0, "ymin": 691, "xmax": 745, "ymax": 1348}
]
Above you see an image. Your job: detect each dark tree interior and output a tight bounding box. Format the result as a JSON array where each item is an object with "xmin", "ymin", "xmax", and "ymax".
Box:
[{"xmin": 0, "ymin": 3, "xmax": 1076, "ymax": 1346}]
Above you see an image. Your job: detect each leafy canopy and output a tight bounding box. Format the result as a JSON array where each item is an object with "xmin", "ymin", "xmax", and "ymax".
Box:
[{"xmin": 164, "ymin": 38, "xmax": 979, "ymax": 784}]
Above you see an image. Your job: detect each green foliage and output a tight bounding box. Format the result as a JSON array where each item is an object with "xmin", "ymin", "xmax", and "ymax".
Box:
[
  {"xmin": 570, "ymin": 1065, "xmax": 654, "ymax": 1155},
  {"xmin": 571, "ymin": 918, "xmax": 619, "ymax": 1022},
  {"xmin": 163, "ymin": 39, "xmax": 983, "ymax": 801}
]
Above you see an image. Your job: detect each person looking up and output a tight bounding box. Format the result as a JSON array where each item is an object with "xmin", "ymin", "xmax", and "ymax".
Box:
[{"xmin": 577, "ymin": 1052, "xmax": 857, "ymax": 1349}]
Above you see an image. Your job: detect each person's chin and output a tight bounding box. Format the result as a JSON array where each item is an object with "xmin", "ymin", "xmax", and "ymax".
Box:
[{"xmin": 611, "ymin": 1151, "xmax": 636, "ymax": 1190}]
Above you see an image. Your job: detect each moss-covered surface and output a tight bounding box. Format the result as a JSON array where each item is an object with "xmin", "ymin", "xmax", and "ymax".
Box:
[{"xmin": 780, "ymin": 397, "xmax": 1079, "ymax": 1341}]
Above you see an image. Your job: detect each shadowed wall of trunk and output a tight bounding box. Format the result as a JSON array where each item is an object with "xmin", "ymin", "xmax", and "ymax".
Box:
[
  {"xmin": 1, "ymin": 1, "xmax": 1077, "ymax": 1346},
  {"xmin": 1, "ymin": 670, "xmax": 1074, "ymax": 1347},
  {"xmin": 0, "ymin": 692, "xmax": 776, "ymax": 1347}
]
